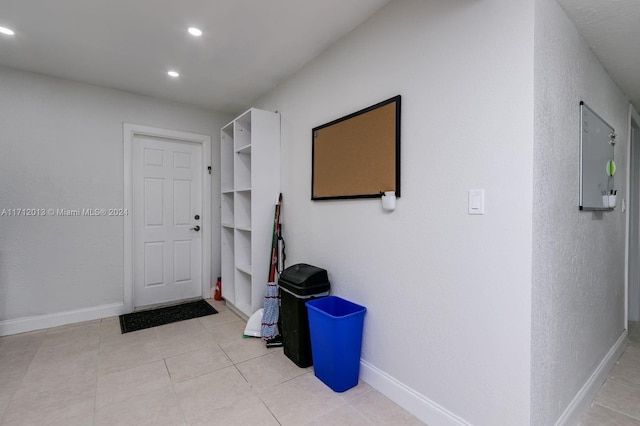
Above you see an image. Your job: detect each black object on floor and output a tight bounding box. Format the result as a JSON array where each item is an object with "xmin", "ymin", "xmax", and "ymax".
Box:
[
  {"xmin": 119, "ymin": 300, "xmax": 218, "ymax": 333},
  {"xmin": 266, "ymin": 335, "xmax": 283, "ymax": 348},
  {"xmin": 279, "ymin": 264, "xmax": 330, "ymax": 367}
]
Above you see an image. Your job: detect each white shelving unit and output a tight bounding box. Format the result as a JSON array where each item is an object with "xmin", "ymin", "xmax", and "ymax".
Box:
[{"xmin": 220, "ymin": 108, "xmax": 280, "ymax": 319}]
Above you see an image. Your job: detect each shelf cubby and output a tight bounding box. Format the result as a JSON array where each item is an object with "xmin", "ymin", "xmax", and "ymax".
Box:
[
  {"xmin": 221, "ymin": 124, "xmax": 234, "ymax": 193},
  {"xmin": 234, "ymin": 190, "xmax": 251, "ymax": 230},
  {"xmin": 221, "ymin": 192, "xmax": 234, "ymax": 227},
  {"xmin": 234, "ymin": 112, "xmax": 252, "ymax": 152},
  {"xmin": 220, "ymin": 226, "xmax": 235, "ymax": 303},
  {"xmin": 234, "ymin": 271, "xmax": 252, "ymax": 316},
  {"xmin": 234, "ymin": 228, "xmax": 252, "ymax": 272},
  {"xmin": 235, "ymin": 152, "xmax": 251, "ymax": 191}
]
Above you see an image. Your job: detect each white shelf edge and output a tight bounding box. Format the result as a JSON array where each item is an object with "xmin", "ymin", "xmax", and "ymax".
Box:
[
  {"xmin": 221, "ymin": 189, "xmax": 234, "ymax": 195},
  {"xmin": 236, "ymin": 188, "xmax": 252, "ymax": 193},
  {"xmin": 235, "ymin": 225, "xmax": 252, "ymax": 232},
  {"xmin": 234, "ymin": 302, "xmax": 252, "ymax": 318},
  {"xmin": 225, "ymin": 302, "xmax": 249, "ymax": 321},
  {"xmin": 236, "ymin": 264, "xmax": 252, "ymax": 275},
  {"xmin": 235, "ymin": 144, "xmax": 251, "ymax": 154},
  {"xmin": 221, "ymin": 223, "xmax": 234, "ymax": 229}
]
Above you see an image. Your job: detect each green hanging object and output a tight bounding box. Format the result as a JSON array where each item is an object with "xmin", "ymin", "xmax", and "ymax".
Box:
[{"xmin": 606, "ymin": 160, "xmax": 616, "ymax": 177}]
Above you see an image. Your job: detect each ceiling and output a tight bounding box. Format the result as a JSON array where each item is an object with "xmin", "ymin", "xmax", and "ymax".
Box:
[
  {"xmin": 557, "ymin": 0, "xmax": 640, "ymax": 110},
  {"xmin": 0, "ymin": 1, "xmax": 638, "ymax": 113},
  {"xmin": 0, "ymin": 0, "xmax": 390, "ymax": 113}
]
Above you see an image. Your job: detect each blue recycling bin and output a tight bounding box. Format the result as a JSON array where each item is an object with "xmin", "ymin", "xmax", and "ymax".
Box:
[{"xmin": 305, "ymin": 296, "xmax": 366, "ymax": 392}]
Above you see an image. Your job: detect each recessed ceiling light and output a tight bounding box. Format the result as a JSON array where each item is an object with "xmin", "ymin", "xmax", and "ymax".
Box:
[
  {"xmin": 188, "ymin": 27, "xmax": 202, "ymax": 37},
  {"xmin": 0, "ymin": 26, "xmax": 15, "ymax": 36},
  {"xmin": 167, "ymin": 70, "xmax": 180, "ymax": 78}
]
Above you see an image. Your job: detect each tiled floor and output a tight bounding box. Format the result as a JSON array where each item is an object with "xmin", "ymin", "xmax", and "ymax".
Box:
[
  {"xmin": 580, "ymin": 322, "xmax": 640, "ymax": 425},
  {"xmin": 0, "ymin": 299, "xmax": 424, "ymax": 425}
]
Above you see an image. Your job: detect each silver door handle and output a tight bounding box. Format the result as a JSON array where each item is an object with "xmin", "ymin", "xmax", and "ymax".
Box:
[{"xmin": 190, "ymin": 225, "xmax": 200, "ymax": 231}]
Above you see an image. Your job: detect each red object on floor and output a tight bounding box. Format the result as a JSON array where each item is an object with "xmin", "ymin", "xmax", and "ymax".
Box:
[{"xmin": 214, "ymin": 277, "xmax": 224, "ymax": 301}]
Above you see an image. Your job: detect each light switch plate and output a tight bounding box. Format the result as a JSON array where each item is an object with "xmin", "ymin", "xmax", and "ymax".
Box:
[{"xmin": 468, "ymin": 189, "xmax": 485, "ymax": 215}]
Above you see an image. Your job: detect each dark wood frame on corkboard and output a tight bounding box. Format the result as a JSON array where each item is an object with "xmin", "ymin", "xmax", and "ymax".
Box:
[{"xmin": 311, "ymin": 95, "xmax": 401, "ymax": 200}]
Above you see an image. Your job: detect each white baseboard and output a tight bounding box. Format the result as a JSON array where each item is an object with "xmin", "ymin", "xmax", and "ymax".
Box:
[
  {"xmin": 360, "ymin": 359, "xmax": 471, "ymax": 426},
  {"xmin": 555, "ymin": 330, "xmax": 628, "ymax": 426},
  {"xmin": 0, "ymin": 302, "xmax": 126, "ymax": 336},
  {"xmin": 224, "ymin": 301, "xmax": 249, "ymax": 321}
]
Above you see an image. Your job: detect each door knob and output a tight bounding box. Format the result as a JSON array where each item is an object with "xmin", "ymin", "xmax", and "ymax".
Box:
[{"xmin": 190, "ymin": 225, "xmax": 201, "ymax": 231}]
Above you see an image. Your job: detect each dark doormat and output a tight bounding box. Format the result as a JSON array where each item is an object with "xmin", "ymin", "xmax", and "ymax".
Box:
[{"xmin": 119, "ymin": 300, "xmax": 218, "ymax": 333}]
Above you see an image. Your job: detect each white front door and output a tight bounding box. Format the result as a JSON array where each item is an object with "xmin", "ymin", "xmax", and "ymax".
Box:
[{"xmin": 132, "ymin": 134, "xmax": 202, "ymax": 308}]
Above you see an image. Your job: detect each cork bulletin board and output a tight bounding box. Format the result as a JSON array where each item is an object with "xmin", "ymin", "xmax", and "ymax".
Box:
[{"xmin": 312, "ymin": 95, "xmax": 401, "ymax": 200}]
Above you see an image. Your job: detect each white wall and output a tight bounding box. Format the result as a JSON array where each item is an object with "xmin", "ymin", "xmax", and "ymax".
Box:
[
  {"xmin": 254, "ymin": 0, "xmax": 535, "ymax": 424},
  {"xmin": 630, "ymin": 119, "xmax": 640, "ymax": 322},
  {"xmin": 532, "ymin": 0, "xmax": 629, "ymax": 424},
  {"xmin": 0, "ymin": 66, "xmax": 231, "ymax": 327}
]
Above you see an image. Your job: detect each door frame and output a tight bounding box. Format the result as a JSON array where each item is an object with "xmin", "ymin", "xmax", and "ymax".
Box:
[
  {"xmin": 123, "ymin": 123, "xmax": 212, "ymax": 313},
  {"xmin": 626, "ymin": 106, "xmax": 640, "ymax": 326}
]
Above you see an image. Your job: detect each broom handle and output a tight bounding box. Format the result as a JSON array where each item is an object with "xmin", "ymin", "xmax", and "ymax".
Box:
[{"xmin": 268, "ymin": 194, "xmax": 282, "ymax": 282}]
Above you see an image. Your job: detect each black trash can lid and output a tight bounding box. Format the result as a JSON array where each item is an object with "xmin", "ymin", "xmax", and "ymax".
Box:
[{"xmin": 279, "ymin": 263, "xmax": 330, "ymax": 295}]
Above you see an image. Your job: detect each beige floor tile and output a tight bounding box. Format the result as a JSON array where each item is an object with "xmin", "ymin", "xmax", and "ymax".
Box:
[
  {"xmin": 94, "ymin": 385, "xmax": 185, "ymax": 426},
  {"xmin": 259, "ymin": 372, "xmax": 346, "ymax": 426},
  {"xmin": 165, "ymin": 345, "xmax": 233, "ymax": 383},
  {"xmin": 198, "ymin": 310, "xmax": 242, "ymax": 329},
  {"xmin": 610, "ymin": 360, "xmax": 640, "ymax": 389},
  {"xmin": 98, "ymin": 337, "xmax": 163, "ymax": 375},
  {"xmin": 49, "ymin": 414, "xmax": 95, "ymax": 426},
  {"xmin": 156, "ymin": 327, "xmax": 218, "ymax": 359},
  {"xmin": 595, "ymin": 380, "xmax": 640, "ymax": 420},
  {"xmin": 174, "ymin": 365, "xmax": 254, "ymax": 422},
  {"xmin": 188, "ymin": 395, "xmax": 279, "ymax": 426},
  {"xmin": 0, "ymin": 347, "xmax": 38, "ymax": 370},
  {"xmin": 2, "ymin": 376, "xmax": 96, "ymax": 426},
  {"xmin": 579, "ymin": 403, "xmax": 640, "ymax": 425},
  {"xmin": 338, "ymin": 380, "xmax": 374, "ymax": 402},
  {"xmin": 0, "ymin": 315, "xmax": 422, "ymax": 426},
  {"xmin": 100, "ymin": 327, "xmax": 157, "ymax": 348},
  {"xmin": 219, "ymin": 336, "xmax": 272, "ymax": 364},
  {"xmin": 0, "ymin": 385, "xmax": 21, "ymax": 412},
  {"xmin": 4, "ymin": 413, "xmax": 95, "ymax": 426},
  {"xmin": 620, "ymin": 344, "xmax": 640, "ymax": 367},
  {"xmin": 0, "ymin": 393, "xmax": 10, "ymax": 421},
  {"xmin": 207, "ymin": 320, "xmax": 246, "ymax": 344},
  {"xmin": 307, "ymin": 404, "xmax": 373, "ymax": 425},
  {"xmin": 0, "ymin": 330, "xmax": 45, "ymax": 357},
  {"xmin": 96, "ymin": 359, "xmax": 171, "ymax": 409},
  {"xmin": 152, "ymin": 319, "xmax": 216, "ymax": 358},
  {"xmin": 31, "ymin": 333, "xmax": 100, "ymax": 366},
  {"xmin": 99, "ymin": 316, "xmax": 122, "ymax": 336},
  {"xmin": 40, "ymin": 322, "xmax": 101, "ymax": 348},
  {"xmin": 236, "ymin": 350, "xmax": 307, "ymax": 391},
  {"xmin": 17, "ymin": 350, "xmax": 97, "ymax": 395},
  {"xmin": 205, "ymin": 298, "xmax": 228, "ymax": 312},
  {"xmin": 0, "ymin": 349, "xmax": 36, "ymax": 397},
  {"xmin": 153, "ymin": 318, "xmax": 205, "ymax": 340},
  {"xmin": 350, "ymin": 390, "xmax": 424, "ymax": 425}
]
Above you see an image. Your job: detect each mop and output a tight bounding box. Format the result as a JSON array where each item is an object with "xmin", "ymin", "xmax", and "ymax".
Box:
[
  {"xmin": 243, "ymin": 194, "xmax": 282, "ymax": 339},
  {"xmin": 261, "ymin": 194, "xmax": 283, "ymax": 345}
]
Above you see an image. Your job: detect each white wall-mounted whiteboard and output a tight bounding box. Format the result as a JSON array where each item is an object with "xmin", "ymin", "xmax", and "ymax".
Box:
[{"xmin": 579, "ymin": 101, "xmax": 615, "ymax": 210}]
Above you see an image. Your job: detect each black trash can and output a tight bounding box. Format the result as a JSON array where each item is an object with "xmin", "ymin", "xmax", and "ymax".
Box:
[{"xmin": 279, "ymin": 263, "xmax": 330, "ymax": 367}]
